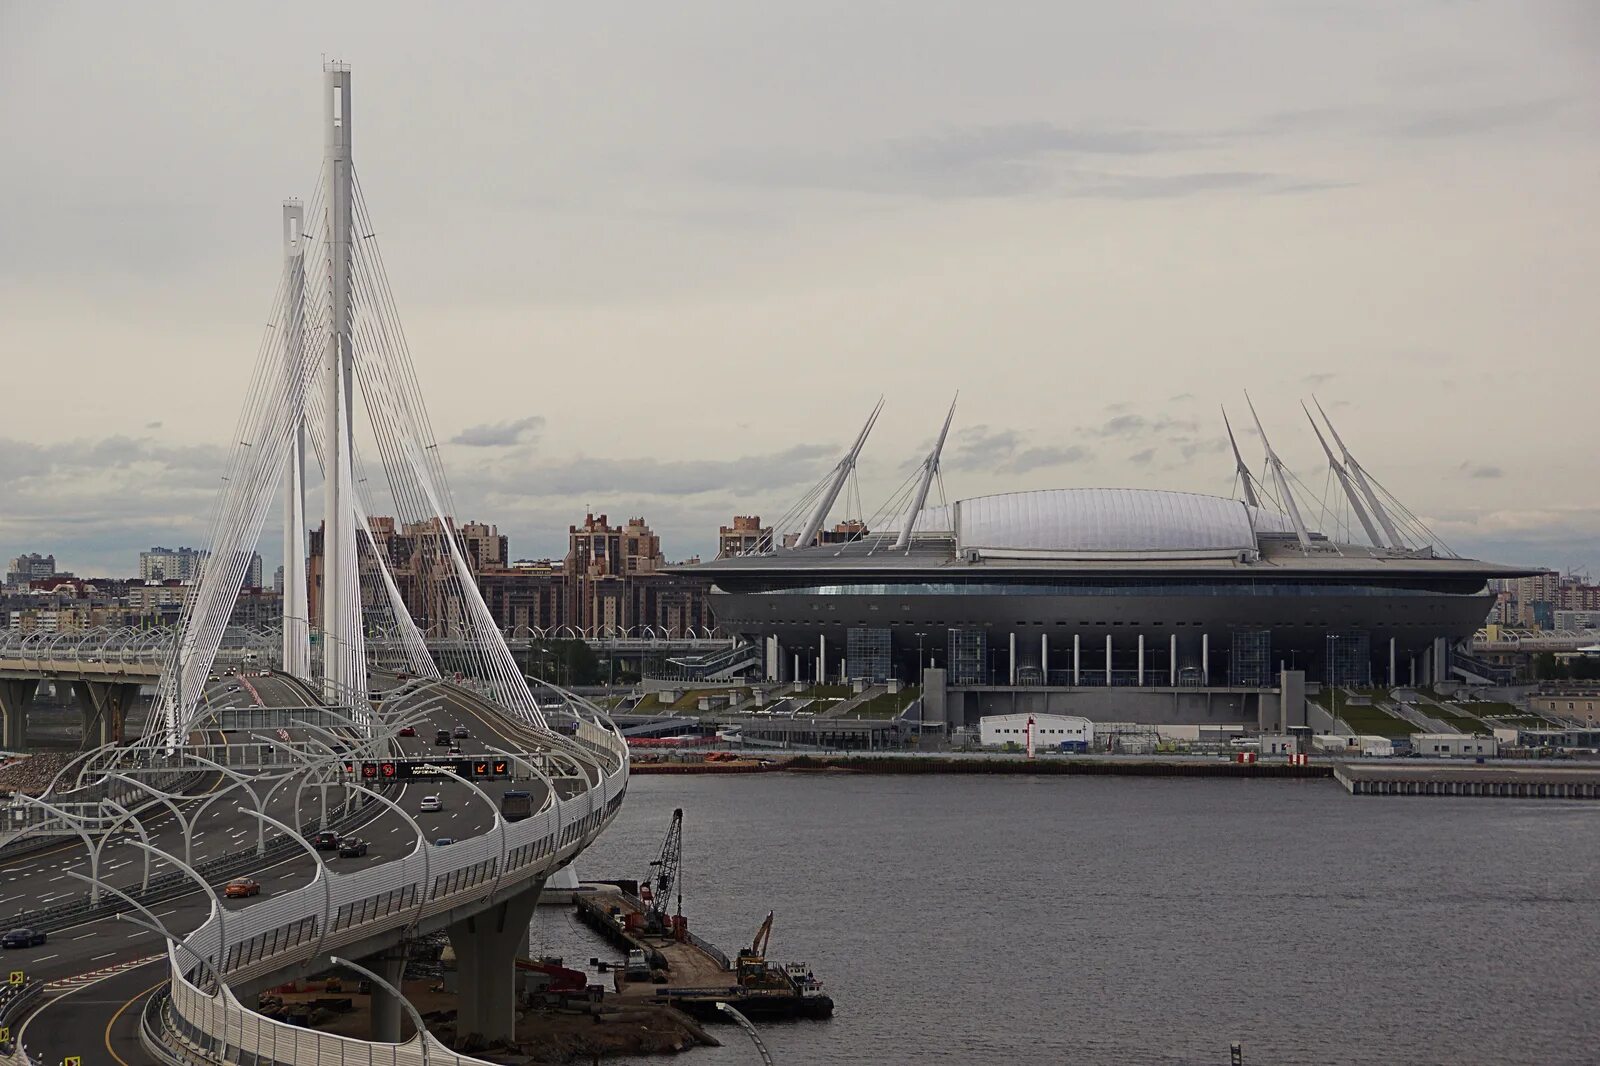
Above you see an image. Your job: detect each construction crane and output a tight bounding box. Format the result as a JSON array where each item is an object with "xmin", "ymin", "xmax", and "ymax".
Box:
[{"xmin": 641, "ymin": 807, "xmax": 683, "ymax": 935}]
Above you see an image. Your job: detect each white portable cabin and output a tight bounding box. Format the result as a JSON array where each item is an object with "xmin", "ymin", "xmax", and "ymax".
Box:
[
  {"xmin": 979, "ymin": 713, "xmax": 1093, "ymax": 751},
  {"xmin": 1410, "ymin": 733, "xmax": 1500, "ymax": 758}
]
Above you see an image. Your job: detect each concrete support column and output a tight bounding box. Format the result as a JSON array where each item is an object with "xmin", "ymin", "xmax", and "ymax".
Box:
[
  {"xmin": 793, "ymin": 653, "xmax": 799, "ymax": 684},
  {"xmin": 1170, "ymin": 634, "xmax": 1177, "ymax": 686},
  {"xmin": 74, "ymin": 680, "xmax": 139, "ymax": 747},
  {"xmin": 1201, "ymin": 633, "xmax": 1210, "ymax": 686},
  {"xmin": 447, "ymin": 877, "xmax": 545, "ymax": 1046},
  {"xmin": 1072, "ymin": 634, "xmax": 1080, "ymax": 686},
  {"xmin": 1388, "ymin": 637, "xmax": 1397, "ymax": 688},
  {"xmin": 766, "ymin": 635, "xmax": 778, "ymax": 682},
  {"xmin": 1041, "ymin": 633, "xmax": 1049, "ymax": 683},
  {"xmin": 364, "ymin": 947, "xmax": 408, "ymax": 1042},
  {"xmin": 819, "ymin": 635, "xmax": 826, "ymax": 685},
  {"xmin": 1008, "ymin": 632, "xmax": 1017, "ymax": 686},
  {"xmin": 0, "ymin": 679, "xmax": 36, "ymax": 750},
  {"xmin": 1104, "ymin": 634, "xmax": 1112, "ymax": 686},
  {"xmin": 1137, "ymin": 634, "xmax": 1145, "ymax": 686},
  {"xmin": 1410, "ymin": 655, "xmax": 1416, "ymax": 686}
]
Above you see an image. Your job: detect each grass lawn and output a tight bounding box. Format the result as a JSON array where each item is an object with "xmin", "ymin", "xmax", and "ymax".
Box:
[
  {"xmin": 851, "ymin": 686, "xmax": 921, "ymax": 719},
  {"xmin": 792, "ymin": 683, "xmax": 852, "ymax": 700},
  {"xmin": 1426, "ymin": 706, "xmax": 1492, "ymax": 734},
  {"xmin": 1333, "ymin": 702, "xmax": 1413, "ymax": 738}
]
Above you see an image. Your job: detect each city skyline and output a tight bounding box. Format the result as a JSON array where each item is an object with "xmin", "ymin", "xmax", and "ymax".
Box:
[{"xmin": 2, "ymin": 3, "xmax": 1597, "ymax": 575}]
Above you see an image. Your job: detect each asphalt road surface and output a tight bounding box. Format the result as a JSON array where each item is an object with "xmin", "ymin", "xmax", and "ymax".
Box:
[{"xmin": 5, "ymin": 672, "xmax": 560, "ymax": 1064}]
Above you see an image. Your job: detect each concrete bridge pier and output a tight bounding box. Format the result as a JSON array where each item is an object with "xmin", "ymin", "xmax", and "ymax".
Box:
[
  {"xmin": 446, "ymin": 876, "xmax": 545, "ymax": 1046},
  {"xmin": 73, "ymin": 680, "xmax": 139, "ymax": 746},
  {"xmin": 0, "ymin": 678, "xmax": 36, "ymax": 749},
  {"xmin": 364, "ymin": 946, "xmax": 409, "ymax": 1043}
]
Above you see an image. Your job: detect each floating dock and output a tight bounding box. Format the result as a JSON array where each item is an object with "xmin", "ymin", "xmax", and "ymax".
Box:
[
  {"xmin": 573, "ymin": 889, "xmax": 834, "ymax": 1021},
  {"xmin": 1335, "ymin": 762, "xmax": 1600, "ymax": 799}
]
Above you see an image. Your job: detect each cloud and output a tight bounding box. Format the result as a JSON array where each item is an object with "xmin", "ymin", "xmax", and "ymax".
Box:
[
  {"xmin": 1467, "ymin": 464, "xmax": 1504, "ymax": 479},
  {"xmin": 449, "ymin": 415, "xmax": 545, "ymax": 448},
  {"xmin": 943, "ymin": 426, "xmax": 1093, "ymax": 475},
  {"xmin": 1302, "ymin": 373, "xmax": 1337, "ymax": 386},
  {"xmin": 1128, "ymin": 448, "xmax": 1156, "ymax": 465},
  {"xmin": 1168, "ymin": 393, "xmax": 1195, "ymax": 402},
  {"xmin": 0, "ymin": 434, "xmax": 229, "ymax": 574},
  {"xmin": 714, "ymin": 121, "xmax": 1332, "ymax": 201},
  {"xmin": 1092, "ymin": 414, "xmax": 1196, "ymax": 438},
  {"xmin": 457, "ymin": 443, "xmax": 836, "ymax": 500},
  {"xmin": 145, "ymin": 421, "xmax": 163, "ymax": 430},
  {"xmin": 1394, "ymin": 98, "xmax": 1567, "ymax": 139}
]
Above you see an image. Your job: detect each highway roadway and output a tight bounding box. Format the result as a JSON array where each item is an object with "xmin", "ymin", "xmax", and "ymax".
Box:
[{"xmin": 2, "ymin": 671, "xmax": 566, "ymax": 1065}]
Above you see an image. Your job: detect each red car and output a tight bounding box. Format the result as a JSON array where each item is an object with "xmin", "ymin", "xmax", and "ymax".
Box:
[
  {"xmin": 398, "ymin": 726, "xmax": 417, "ymax": 737},
  {"xmin": 224, "ymin": 877, "xmax": 262, "ymax": 899}
]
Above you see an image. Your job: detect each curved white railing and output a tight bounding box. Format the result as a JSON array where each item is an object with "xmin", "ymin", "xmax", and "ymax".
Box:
[{"xmin": 158, "ymin": 711, "xmax": 628, "ymax": 1065}]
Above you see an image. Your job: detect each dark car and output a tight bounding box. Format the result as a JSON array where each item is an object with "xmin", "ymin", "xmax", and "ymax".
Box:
[
  {"xmin": 434, "ymin": 837, "xmax": 456, "ymax": 847},
  {"xmin": 337, "ymin": 838, "xmax": 369, "ymax": 858},
  {"xmin": 0, "ymin": 928, "xmax": 45, "ymax": 949},
  {"xmin": 434, "ymin": 729, "xmax": 452, "ymax": 746},
  {"xmin": 310, "ymin": 831, "xmax": 340, "ymax": 851},
  {"xmin": 453, "ymin": 724, "xmax": 470, "ymax": 739}
]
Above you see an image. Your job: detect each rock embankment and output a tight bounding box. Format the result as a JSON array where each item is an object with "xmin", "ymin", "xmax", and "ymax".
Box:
[{"xmin": 0, "ymin": 753, "xmax": 76, "ymax": 796}]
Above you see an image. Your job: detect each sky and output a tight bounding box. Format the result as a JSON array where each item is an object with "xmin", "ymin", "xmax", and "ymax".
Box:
[{"xmin": 1, "ymin": 1, "xmax": 1597, "ymax": 578}]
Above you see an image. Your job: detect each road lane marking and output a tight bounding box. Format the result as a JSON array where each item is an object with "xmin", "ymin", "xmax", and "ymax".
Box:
[
  {"xmin": 105, "ymin": 975, "xmax": 169, "ymax": 1066},
  {"xmin": 91, "ymin": 952, "xmax": 116, "ymax": 961}
]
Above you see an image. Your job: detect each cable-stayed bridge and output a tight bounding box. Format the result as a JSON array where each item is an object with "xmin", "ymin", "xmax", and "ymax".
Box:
[{"xmin": 0, "ymin": 65, "xmax": 628, "ymax": 1065}]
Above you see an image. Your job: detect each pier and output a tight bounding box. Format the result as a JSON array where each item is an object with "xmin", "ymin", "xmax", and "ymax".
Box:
[{"xmin": 1335, "ymin": 762, "xmax": 1600, "ymax": 798}]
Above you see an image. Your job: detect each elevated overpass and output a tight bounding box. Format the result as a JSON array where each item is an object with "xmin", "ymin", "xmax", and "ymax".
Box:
[{"xmin": 3, "ymin": 676, "xmax": 627, "ymax": 1064}]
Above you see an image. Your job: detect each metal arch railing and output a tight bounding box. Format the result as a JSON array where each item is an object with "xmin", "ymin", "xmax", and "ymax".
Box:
[
  {"xmin": 153, "ymin": 713, "xmax": 628, "ymax": 1066},
  {"xmin": 112, "ymin": 682, "xmax": 626, "ymax": 1066}
]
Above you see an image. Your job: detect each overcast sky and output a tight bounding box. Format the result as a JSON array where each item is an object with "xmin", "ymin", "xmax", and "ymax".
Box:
[{"xmin": 2, "ymin": 1, "xmax": 1597, "ymax": 577}]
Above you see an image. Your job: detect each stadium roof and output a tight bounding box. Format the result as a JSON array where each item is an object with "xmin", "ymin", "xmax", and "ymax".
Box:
[{"xmin": 917, "ymin": 488, "xmax": 1291, "ymax": 560}]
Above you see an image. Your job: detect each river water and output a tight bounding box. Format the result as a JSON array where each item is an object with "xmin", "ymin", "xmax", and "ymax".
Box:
[{"xmin": 527, "ymin": 772, "xmax": 1600, "ymax": 1065}]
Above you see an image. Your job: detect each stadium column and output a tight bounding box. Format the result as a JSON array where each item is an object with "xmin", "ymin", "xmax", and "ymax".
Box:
[
  {"xmin": 1072, "ymin": 634, "xmax": 1080, "ymax": 686},
  {"xmin": 1104, "ymin": 634, "xmax": 1112, "ymax": 685},
  {"xmin": 1170, "ymin": 634, "xmax": 1178, "ymax": 686},
  {"xmin": 1008, "ymin": 632, "xmax": 1017, "ymax": 685},
  {"xmin": 819, "ymin": 635, "xmax": 826, "ymax": 685},
  {"xmin": 1202, "ymin": 633, "xmax": 1210, "ymax": 685},
  {"xmin": 447, "ymin": 876, "xmax": 545, "ymax": 1045},
  {"xmin": 1409, "ymin": 655, "xmax": 1416, "ymax": 686},
  {"xmin": 1389, "ymin": 638, "xmax": 1397, "ymax": 687},
  {"xmin": 766, "ymin": 636, "xmax": 777, "ymax": 682},
  {"xmin": 1137, "ymin": 634, "xmax": 1145, "ymax": 686},
  {"xmin": 1040, "ymin": 633, "xmax": 1048, "ymax": 683}
]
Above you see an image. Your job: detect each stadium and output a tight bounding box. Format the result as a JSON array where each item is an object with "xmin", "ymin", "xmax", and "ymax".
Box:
[{"xmin": 688, "ymin": 400, "xmax": 1531, "ymax": 729}]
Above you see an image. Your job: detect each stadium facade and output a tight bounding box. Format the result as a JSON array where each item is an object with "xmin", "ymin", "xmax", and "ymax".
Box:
[{"xmin": 686, "ymin": 402, "xmax": 1532, "ymax": 729}]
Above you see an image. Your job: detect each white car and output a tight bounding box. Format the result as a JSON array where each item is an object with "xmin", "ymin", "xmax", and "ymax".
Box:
[{"xmin": 419, "ymin": 795, "xmax": 443, "ymax": 813}]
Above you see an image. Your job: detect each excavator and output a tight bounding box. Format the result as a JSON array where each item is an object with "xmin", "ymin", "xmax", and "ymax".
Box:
[{"xmin": 735, "ymin": 911, "xmax": 795, "ymax": 991}]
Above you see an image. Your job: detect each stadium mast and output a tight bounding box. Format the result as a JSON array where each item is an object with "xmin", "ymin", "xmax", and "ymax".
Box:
[
  {"xmin": 1313, "ymin": 397, "xmax": 1406, "ymax": 551},
  {"xmin": 1221, "ymin": 406, "xmax": 1261, "ymax": 509},
  {"xmin": 791, "ymin": 397, "xmax": 883, "ymax": 551},
  {"xmin": 1245, "ymin": 393, "xmax": 1312, "ymax": 551},
  {"xmin": 892, "ymin": 394, "xmax": 958, "ymax": 552},
  {"xmin": 1303, "ymin": 402, "xmax": 1384, "ymax": 549}
]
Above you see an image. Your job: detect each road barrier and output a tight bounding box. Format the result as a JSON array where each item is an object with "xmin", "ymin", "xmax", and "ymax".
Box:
[{"xmin": 151, "ymin": 714, "xmax": 628, "ymax": 1065}]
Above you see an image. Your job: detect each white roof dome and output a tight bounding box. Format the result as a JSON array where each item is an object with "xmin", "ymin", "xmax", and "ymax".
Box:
[{"xmin": 921, "ymin": 488, "xmax": 1287, "ymax": 559}]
